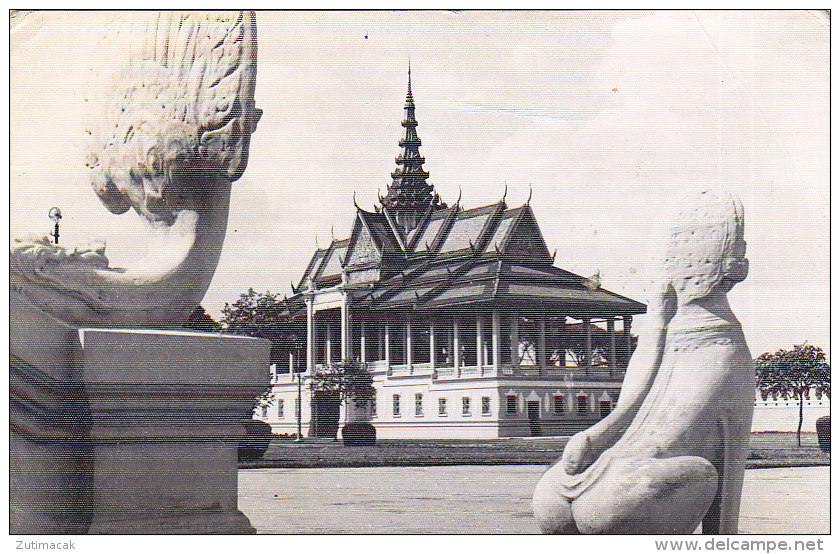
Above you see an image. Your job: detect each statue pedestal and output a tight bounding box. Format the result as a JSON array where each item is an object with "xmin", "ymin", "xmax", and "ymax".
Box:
[{"xmin": 11, "ymin": 298, "xmax": 270, "ymax": 534}]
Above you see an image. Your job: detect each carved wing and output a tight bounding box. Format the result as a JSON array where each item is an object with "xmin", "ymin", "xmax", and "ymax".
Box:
[{"xmin": 87, "ymin": 11, "xmax": 261, "ymax": 222}]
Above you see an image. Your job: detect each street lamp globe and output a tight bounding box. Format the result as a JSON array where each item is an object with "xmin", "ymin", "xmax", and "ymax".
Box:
[{"xmin": 48, "ymin": 207, "xmax": 62, "ymax": 244}]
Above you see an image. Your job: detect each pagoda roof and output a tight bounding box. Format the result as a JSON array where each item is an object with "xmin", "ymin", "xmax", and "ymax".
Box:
[
  {"xmin": 285, "ymin": 70, "xmax": 644, "ymax": 317},
  {"xmin": 380, "ymin": 65, "xmax": 446, "ymax": 229},
  {"xmin": 353, "ymin": 256, "xmax": 645, "ymax": 317},
  {"xmin": 357, "ymin": 209, "xmax": 403, "ymax": 255},
  {"xmin": 296, "ymin": 238, "xmax": 350, "ymax": 291},
  {"xmin": 292, "ymin": 195, "xmax": 644, "ymax": 318}
]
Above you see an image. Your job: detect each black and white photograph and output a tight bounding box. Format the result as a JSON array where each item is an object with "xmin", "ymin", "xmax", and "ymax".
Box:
[{"xmin": 8, "ymin": 9, "xmax": 830, "ymax": 544}]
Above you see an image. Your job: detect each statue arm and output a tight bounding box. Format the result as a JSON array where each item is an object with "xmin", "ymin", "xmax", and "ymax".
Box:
[
  {"xmin": 589, "ymin": 324, "xmax": 668, "ymax": 436},
  {"xmin": 562, "ymin": 281, "xmax": 676, "ymax": 474}
]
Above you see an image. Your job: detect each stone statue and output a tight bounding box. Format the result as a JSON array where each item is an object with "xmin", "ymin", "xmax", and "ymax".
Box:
[
  {"xmin": 10, "ymin": 11, "xmax": 262, "ymax": 328},
  {"xmin": 10, "ymin": 12, "xmax": 269, "ymax": 534},
  {"xmin": 533, "ymin": 188, "xmax": 753, "ymax": 534}
]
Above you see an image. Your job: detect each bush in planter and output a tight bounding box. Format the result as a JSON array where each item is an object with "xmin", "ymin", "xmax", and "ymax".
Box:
[
  {"xmin": 816, "ymin": 416, "xmax": 830, "ymax": 453},
  {"xmin": 341, "ymin": 422, "xmax": 376, "ymax": 446},
  {"xmin": 238, "ymin": 420, "xmax": 273, "ymax": 461}
]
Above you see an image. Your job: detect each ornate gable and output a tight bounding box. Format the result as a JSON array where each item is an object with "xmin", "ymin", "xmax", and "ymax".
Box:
[
  {"xmin": 345, "ymin": 214, "xmax": 382, "ymax": 269},
  {"xmin": 498, "ymin": 206, "xmax": 552, "ymax": 264}
]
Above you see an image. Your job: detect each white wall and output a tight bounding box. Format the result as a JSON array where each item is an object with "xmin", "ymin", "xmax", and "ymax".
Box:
[{"xmin": 751, "ymin": 400, "xmax": 830, "ymax": 433}]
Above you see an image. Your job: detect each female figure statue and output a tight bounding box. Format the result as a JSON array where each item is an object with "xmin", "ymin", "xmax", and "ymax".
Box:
[{"xmin": 533, "ymin": 188, "xmax": 753, "ymax": 534}]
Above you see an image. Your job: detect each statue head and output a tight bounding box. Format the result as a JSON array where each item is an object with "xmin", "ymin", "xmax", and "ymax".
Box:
[
  {"xmin": 85, "ymin": 11, "xmax": 261, "ymax": 226},
  {"xmin": 10, "ymin": 12, "xmax": 262, "ymax": 328},
  {"xmin": 663, "ymin": 188, "xmax": 748, "ymax": 303}
]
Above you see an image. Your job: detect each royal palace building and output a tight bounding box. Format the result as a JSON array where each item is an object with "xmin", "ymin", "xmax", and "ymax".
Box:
[{"xmin": 257, "ymin": 70, "xmax": 646, "ymax": 439}]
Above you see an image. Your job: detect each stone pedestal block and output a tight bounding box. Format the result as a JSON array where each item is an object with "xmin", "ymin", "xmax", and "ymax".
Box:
[{"xmin": 10, "ymin": 297, "xmax": 270, "ymax": 534}]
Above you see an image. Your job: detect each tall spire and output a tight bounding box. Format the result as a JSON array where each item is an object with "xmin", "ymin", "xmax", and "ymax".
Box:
[
  {"xmin": 407, "ymin": 58, "xmax": 413, "ymax": 103},
  {"xmin": 381, "ymin": 64, "xmax": 446, "ymax": 231}
]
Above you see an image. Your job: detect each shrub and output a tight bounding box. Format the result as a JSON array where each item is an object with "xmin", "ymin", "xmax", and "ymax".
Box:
[
  {"xmin": 341, "ymin": 422, "xmax": 376, "ymax": 446},
  {"xmin": 816, "ymin": 416, "xmax": 830, "ymax": 453}
]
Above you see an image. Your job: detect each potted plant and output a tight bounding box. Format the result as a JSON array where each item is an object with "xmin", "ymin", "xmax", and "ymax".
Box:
[{"xmin": 313, "ymin": 361, "xmax": 376, "ymax": 446}]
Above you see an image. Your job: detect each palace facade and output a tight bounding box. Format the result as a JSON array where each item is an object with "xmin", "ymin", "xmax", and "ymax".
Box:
[{"xmin": 257, "ymin": 70, "xmax": 646, "ymax": 439}]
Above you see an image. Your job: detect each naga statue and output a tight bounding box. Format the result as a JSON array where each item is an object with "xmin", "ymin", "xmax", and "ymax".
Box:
[
  {"xmin": 533, "ymin": 188, "xmax": 753, "ymax": 534},
  {"xmin": 10, "ymin": 11, "xmax": 262, "ymax": 328}
]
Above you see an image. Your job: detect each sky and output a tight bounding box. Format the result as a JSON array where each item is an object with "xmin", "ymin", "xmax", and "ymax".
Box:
[{"xmin": 9, "ymin": 10, "xmax": 830, "ymax": 359}]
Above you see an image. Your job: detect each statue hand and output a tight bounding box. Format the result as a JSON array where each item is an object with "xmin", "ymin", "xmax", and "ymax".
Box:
[
  {"xmin": 562, "ymin": 431, "xmax": 599, "ymax": 475},
  {"xmin": 649, "ymin": 280, "xmax": 678, "ymax": 328}
]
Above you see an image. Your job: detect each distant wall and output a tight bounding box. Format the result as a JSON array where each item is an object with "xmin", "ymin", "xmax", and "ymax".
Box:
[{"xmin": 751, "ymin": 395, "xmax": 830, "ymax": 433}]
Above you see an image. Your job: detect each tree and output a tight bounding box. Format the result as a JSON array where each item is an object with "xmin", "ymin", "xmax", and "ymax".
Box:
[
  {"xmin": 220, "ymin": 289, "xmax": 305, "ymax": 413},
  {"xmin": 310, "ymin": 360, "xmax": 376, "ymax": 440},
  {"xmin": 220, "ymin": 288, "xmax": 305, "ymax": 367},
  {"xmin": 220, "ymin": 288, "xmax": 283, "ymax": 339},
  {"xmin": 311, "ymin": 360, "xmax": 376, "ymax": 409},
  {"xmin": 755, "ymin": 343, "xmax": 831, "ymax": 446},
  {"xmin": 182, "ymin": 305, "xmax": 220, "ymax": 332}
]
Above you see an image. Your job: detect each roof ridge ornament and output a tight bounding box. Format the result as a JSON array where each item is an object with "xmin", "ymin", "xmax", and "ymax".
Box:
[
  {"xmin": 526, "ymin": 184, "xmax": 533, "ymax": 206},
  {"xmin": 583, "ymin": 269, "xmax": 602, "ymax": 291}
]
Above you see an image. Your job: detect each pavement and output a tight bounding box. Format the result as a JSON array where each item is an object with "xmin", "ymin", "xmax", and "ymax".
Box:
[{"xmin": 238, "ymin": 465, "xmax": 829, "ymax": 534}]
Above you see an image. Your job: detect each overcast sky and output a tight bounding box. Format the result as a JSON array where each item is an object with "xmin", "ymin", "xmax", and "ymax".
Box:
[{"xmin": 9, "ymin": 10, "xmax": 829, "ymax": 358}]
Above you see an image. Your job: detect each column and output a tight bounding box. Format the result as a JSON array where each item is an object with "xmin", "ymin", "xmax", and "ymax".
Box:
[
  {"xmin": 476, "ymin": 315, "xmax": 485, "ymax": 370},
  {"xmin": 492, "ymin": 310, "xmax": 501, "ymax": 370},
  {"xmin": 378, "ymin": 324, "xmax": 384, "ymax": 360},
  {"xmin": 584, "ymin": 317, "xmax": 592, "ymax": 373},
  {"xmin": 453, "ymin": 316, "xmax": 461, "ymax": 376},
  {"xmin": 289, "ymin": 351, "xmax": 294, "ymax": 375},
  {"xmin": 558, "ymin": 317, "xmax": 566, "ymax": 367},
  {"xmin": 510, "ymin": 315, "xmax": 519, "ymax": 370},
  {"xmin": 384, "ymin": 323, "xmax": 391, "ymax": 368},
  {"xmin": 360, "ymin": 319, "xmax": 367, "ymax": 363},
  {"xmin": 340, "ymin": 298, "xmax": 350, "ymax": 362},
  {"xmin": 429, "ymin": 319, "xmax": 436, "ymax": 369},
  {"xmin": 406, "ymin": 318, "xmax": 413, "ymax": 371},
  {"xmin": 608, "ymin": 317, "xmax": 616, "ymax": 375},
  {"xmin": 624, "ymin": 315, "xmax": 633, "ymax": 367},
  {"xmin": 538, "ymin": 315, "xmax": 546, "ymax": 374},
  {"xmin": 325, "ymin": 322, "xmax": 332, "ymax": 364},
  {"xmin": 306, "ymin": 297, "xmax": 314, "ymax": 372}
]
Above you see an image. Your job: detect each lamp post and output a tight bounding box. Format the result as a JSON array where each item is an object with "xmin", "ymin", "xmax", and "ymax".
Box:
[
  {"xmin": 295, "ymin": 371, "xmax": 302, "ymax": 442},
  {"xmin": 48, "ymin": 207, "xmax": 62, "ymax": 244},
  {"xmin": 294, "ymin": 340, "xmax": 303, "ymax": 442}
]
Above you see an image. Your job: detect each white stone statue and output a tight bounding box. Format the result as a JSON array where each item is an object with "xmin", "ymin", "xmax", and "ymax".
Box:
[
  {"xmin": 10, "ymin": 11, "xmax": 261, "ymax": 328},
  {"xmin": 533, "ymin": 188, "xmax": 753, "ymax": 534}
]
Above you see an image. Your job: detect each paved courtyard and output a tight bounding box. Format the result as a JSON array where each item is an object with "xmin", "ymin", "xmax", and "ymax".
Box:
[{"xmin": 238, "ymin": 465, "xmax": 829, "ymax": 534}]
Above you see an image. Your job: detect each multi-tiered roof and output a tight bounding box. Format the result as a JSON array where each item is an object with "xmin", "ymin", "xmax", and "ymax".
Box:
[{"xmin": 286, "ymin": 70, "xmax": 645, "ymax": 319}]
